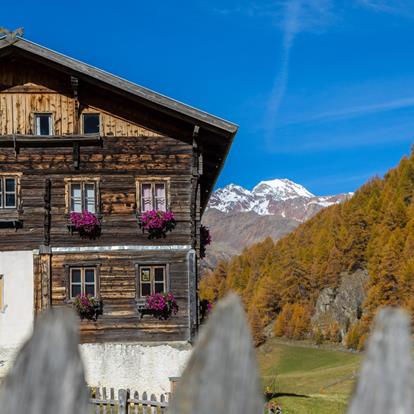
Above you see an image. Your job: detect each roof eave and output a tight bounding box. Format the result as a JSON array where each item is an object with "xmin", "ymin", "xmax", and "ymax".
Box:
[{"xmin": 0, "ymin": 38, "xmax": 238, "ymax": 136}]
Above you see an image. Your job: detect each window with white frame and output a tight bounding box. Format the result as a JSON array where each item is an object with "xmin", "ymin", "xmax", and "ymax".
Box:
[
  {"xmin": 35, "ymin": 113, "xmax": 53, "ymax": 136},
  {"xmin": 138, "ymin": 265, "xmax": 166, "ymax": 297},
  {"xmin": 70, "ymin": 267, "xmax": 96, "ymax": 299},
  {"xmin": 140, "ymin": 182, "xmax": 167, "ymax": 212},
  {"xmin": 70, "ymin": 182, "xmax": 97, "ymax": 213},
  {"xmin": 0, "ymin": 177, "xmax": 17, "ymax": 209}
]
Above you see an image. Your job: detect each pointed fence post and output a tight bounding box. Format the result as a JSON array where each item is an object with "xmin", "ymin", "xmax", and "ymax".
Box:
[
  {"xmin": 168, "ymin": 293, "xmax": 264, "ymax": 414},
  {"xmin": 0, "ymin": 308, "xmax": 90, "ymax": 414},
  {"xmin": 347, "ymin": 308, "xmax": 414, "ymax": 414}
]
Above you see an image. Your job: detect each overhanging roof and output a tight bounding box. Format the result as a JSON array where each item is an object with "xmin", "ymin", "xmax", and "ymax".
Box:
[{"xmin": 0, "ymin": 33, "xmax": 238, "ymax": 211}]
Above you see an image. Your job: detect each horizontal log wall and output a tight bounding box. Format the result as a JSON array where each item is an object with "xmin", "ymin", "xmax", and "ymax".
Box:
[
  {"xmin": 0, "ymin": 63, "xmax": 196, "ymax": 343},
  {"xmin": 0, "ymin": 137, "xmax": 193, "ymax": 249},
  {"xmin": 49, "ymin": 251, "xmax": 189, "ymax": 343}
]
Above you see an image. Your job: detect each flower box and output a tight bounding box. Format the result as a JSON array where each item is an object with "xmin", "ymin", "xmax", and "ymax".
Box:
[
  {"xmin": 69, "ymin": 211, "xmax": 101, "ymax": 238},
  {"xmin": 140, "ymin": 292, "xmax": 179, "ymax": 320},
  {"xmin": 72, "ymin": 294, "xmax": 103, "ymax": 321},
  {"xmin": 139, "ymin": 210, "xmax": 176, "ymax": 239}
]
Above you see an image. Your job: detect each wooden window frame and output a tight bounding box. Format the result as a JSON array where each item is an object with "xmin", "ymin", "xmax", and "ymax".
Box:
[
  {"xmin": 81, "ymin": 113, "xmax": 101, "ymax": 135},
  {"xmin": 136, "ymin": 178, "xmax": 170, "ymax": 213},
  {"xmin": 135, "ymin": 264, "xmax": 169, "ymax": 300},
  {"xmin": 0, "ymin": 174, "xmax": 21, "ymax": 211},
  {"xmin": 34, "ymin": 112, "xmax": 53, "ymax": 136},
  {"xmin": 64, "ymin": 177, "xmax": 101, "ymax": 215},
  {"xmin": 64, "ymin": 263, "xmax": 101, "ymax": 302}
]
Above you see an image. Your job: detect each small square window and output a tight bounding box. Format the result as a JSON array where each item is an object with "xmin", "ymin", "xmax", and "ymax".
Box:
[
  {"xmin": 83, "ymin": 114, "xmax": 100, "ymax": 134},
  {"xmin": 0, "ymin": 177, "xmax": 17, "ymax": 209},
  {"xmin": 69, "ymin": 267, "xmax": 97, "ymax": 299},
  {"xmin": 138, "ymin": 265, "xmax": 166, "ymax": 298},
  {"xmin": 35, "ymin": 114, "xmax": 52, "ymax": 136},
  {"xmin": 69, "ymin": 181, "xmax": 97, "ymax": 213},
  {"xmin": 139, "ymin": 182, "xmax": 167, "ymax": 212}
]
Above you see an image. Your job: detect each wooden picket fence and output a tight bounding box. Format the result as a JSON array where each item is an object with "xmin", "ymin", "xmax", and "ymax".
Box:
[
  {"xmin": 90, "ymin": 387, "xmax": 168, "ymax": 414},
  {"xmin": 0, "ymin": 293, "xmax": 413, "ymax": 413}
]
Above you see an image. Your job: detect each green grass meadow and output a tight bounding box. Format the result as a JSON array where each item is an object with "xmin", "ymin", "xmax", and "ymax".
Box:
[{"xmin": 257, "ymin": 339, "xmax": 362, "ymax": 414}]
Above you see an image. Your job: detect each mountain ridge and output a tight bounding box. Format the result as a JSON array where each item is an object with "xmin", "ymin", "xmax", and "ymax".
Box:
[
  {"xmin": 209, "ymin": 179, "xmax": 352, "ymax": 222},
  {"xmin": 202, "ymin": 178, "xmax": 352, "ymax": 270}
]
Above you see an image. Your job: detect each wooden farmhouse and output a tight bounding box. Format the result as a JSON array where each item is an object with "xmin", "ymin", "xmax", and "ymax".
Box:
[{"xmin": 0, "ymin": 29, "xmax": 237, "ymax": 392}]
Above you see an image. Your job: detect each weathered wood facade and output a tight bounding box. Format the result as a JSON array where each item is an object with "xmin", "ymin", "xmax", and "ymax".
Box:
[{"xmin": 0, "ymin": 31, "xmax": 237, "ymax": 344}]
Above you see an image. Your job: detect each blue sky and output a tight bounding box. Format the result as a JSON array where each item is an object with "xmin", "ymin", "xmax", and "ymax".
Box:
[{"xmin": 3, "ymin": 0, "xmax": 414, "ymax": 195}]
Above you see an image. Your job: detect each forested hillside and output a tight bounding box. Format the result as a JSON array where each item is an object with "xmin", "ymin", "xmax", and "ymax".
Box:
[{"xmin": 200, "ymin": 150, "xmax": 414, "ymax": 348}]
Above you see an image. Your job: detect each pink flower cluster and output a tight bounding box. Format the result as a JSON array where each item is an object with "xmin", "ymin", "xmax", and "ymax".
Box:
[
  {"xmin": 139, "ymin": 210, "xmax": 176, "ymax": 239},
  {"xmin": 70, "ymin": 211, "xmax": 100, "ymax": 234},
  {"xmin": 145, "ymin": 292, "xmax": 179, "ymax": 319},
  {"xmin": 72, "ymin": 294, "xmax": 101, "ymax": 320}
]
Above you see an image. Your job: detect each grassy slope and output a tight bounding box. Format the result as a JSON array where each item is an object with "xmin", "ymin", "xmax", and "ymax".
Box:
[{"xmin": 257, "ymin": 339, "xmax": 362, "ymax": 414}]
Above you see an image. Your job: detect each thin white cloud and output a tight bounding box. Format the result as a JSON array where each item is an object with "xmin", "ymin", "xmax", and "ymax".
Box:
[
  {"xmin": 265, "ymin": 1, "xmax": 300, "ymax": 142},
  {"xmin": 268, "ymin": 119, "xmax": 414, "ymax": 154},
  {"xmin": 357, "ymin": 0, "xmax": 414, "ymax": 17},
  {"xmin": 284, "ymin": 96, "xmax": 414, "ymax": 126},
  {"xmin": 264, "ymin": 0, "xmax": 334, "ymax": 145}
]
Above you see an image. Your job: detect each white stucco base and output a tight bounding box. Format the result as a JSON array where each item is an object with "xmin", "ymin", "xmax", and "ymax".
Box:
[
  {"xmin": 0, "ymin": 346, "xmax": 19, "ymax": 379},
  {"xmin": 80, "ymin": 342, "xmax": 192, "ymax": 394},
  {"xmin": 0, "ymin": 251, "xmax": 34, "ymax": 348}
]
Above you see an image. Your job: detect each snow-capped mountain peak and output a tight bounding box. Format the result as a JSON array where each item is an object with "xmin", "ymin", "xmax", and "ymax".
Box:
[
  {"xmin": 252, "ymin": 178, "xmax": 315, "ymax": 200},
  {"xmin": 208, "ymin": 179, "xmax": 352, "ymax": 222}
]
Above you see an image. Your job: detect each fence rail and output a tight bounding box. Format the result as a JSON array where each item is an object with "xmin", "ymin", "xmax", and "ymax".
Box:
[{"xmin": 90, "ymin": 387, "xmax": 168, "ymax": 414}]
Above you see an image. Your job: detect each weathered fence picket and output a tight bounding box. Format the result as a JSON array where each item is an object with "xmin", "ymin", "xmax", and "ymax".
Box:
[
  {"xmin": 168, "ymin": 293, "xmax": 264, "ymax": 414},
  {"xmin": 0, "ymin": 308, "xmax": 90, "ymax": 414},
  {"xmin": 0, "ymin": 294, "xmax": 413, "ymax": 413},
  {"xmin": 90, "ymin": 387, "xmax": 168, "ymax": 413},
  {"xmin": 347, "ymin": 308, "xmax": 414, "ymax": 414}
]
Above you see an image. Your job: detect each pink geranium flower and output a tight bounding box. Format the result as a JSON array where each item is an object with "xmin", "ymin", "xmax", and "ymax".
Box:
[
  {"xmin": 70, "ymin": 211, "xmax": 100, "ymax": 235},
  {"xmin": 145, "ymin": 292, "xmax": 179, "ymax": 319},
  {"xmin": 139, "ymin": 210, "xmax": 176, "ymax": 239}
]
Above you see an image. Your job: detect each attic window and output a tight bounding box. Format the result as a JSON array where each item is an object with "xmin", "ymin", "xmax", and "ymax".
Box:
[
  {"xmin": 35, "ymin": 114, "xmax": 53, "ymax": 136},
  {"xmin": 83, "ymin": 114, "xmax": 100, "ymax": 134}
]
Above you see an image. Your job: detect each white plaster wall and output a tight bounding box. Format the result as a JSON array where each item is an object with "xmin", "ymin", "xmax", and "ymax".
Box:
[
  {"xmin": 0, "ymin": 251, "xmax": 34, "ymax": 348},
  {"xmin": 80, "ymin": 342, "xmax": 192, "ymax": 394}
]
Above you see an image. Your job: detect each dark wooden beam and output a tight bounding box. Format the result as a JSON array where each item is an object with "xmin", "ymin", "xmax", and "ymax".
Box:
[{"xmin": 0, "ymin": 134, "xmax": 102, "ymax": 148}]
